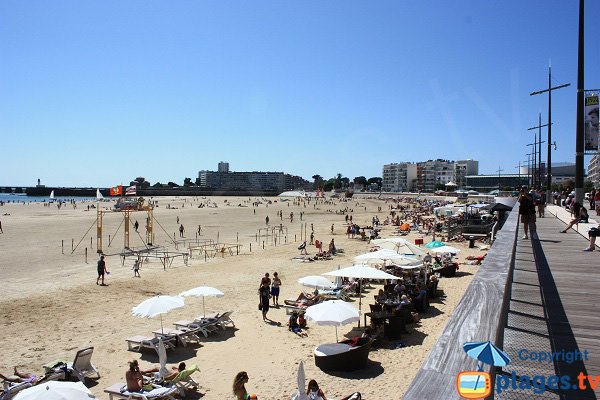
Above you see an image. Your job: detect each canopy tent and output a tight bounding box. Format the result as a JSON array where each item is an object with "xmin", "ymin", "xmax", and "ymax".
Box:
[
  {"xmin": 371, "ymin": 238, "xmax": 426, "ymax": 257},
  {"xmin": 278, "ymin": 191, "xmax": 307, "ymax": 198},
  {"xmin": 354, "ymin": 249, "xmax": 422, "ymax": 266}
]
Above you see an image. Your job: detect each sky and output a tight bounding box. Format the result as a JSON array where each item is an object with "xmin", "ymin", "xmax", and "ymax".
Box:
[{"xmin": 1, "ymin": 0, "xmax": 599, "ymax": 187}]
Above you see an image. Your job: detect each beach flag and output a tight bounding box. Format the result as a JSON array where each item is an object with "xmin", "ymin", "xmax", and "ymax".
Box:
[
  {"xmin": 110, "ymin": 185, "xmax": 123, "ymax": 196},
  {"xmin": 125, "ymin": 185, "xmax": 137, "ymax": 196}
]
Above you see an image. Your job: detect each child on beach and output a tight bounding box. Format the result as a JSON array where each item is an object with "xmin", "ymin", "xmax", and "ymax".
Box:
[
  {"xmin": 233, "ymin": 371, "xmax": 257, "ymax": 400},
  {"xmin": 133, "ymin": 259, "xmax": 141, "ymax": 277},
  {"xmin": 288, "ymin": 311, "xmax": 307, "ymax": 337}
]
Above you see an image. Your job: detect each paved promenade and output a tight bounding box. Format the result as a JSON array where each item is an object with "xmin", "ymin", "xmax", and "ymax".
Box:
[{"xmin": 500, "ymin": 205, "xmax": 600, "ymax": 399}]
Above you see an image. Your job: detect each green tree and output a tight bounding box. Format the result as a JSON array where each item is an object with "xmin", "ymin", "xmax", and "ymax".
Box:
[
  {"xmin": 167, "ymin": 181, "xmax": 179, "ymax": 187},
  {"xmin": 367, "ymin": 177, "xmax": 382, "ymax": 188},
  {"xmin": 312, "ymin": 174, "xmax": 324, "ymax": 189},
  {"xmin": 353, "ymin": 176, "xmax": 368, "ymax": 186},
  {"xmin": 183, "ymin": 177, "xmax": 193, "ymax": 186}
]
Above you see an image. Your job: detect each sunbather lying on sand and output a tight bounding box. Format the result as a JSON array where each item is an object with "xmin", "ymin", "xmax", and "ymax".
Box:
[{"xmin": 0, "ymin": 367, "xmax": 49, "ymax": 385}]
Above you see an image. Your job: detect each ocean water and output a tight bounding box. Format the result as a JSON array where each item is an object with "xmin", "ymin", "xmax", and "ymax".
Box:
[{"xmin": 0, "ymin": 193, "xmax": 98, "ymax": 202}]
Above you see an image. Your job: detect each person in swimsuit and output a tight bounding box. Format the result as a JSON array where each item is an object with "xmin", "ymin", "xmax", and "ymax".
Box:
[
  {"xmin": 0, "ymin": 367, "xmax": 44, "ymax": 384},
  {"xmin": 259, "ymin": 281, "xmax": 271, "ymax": 321},
  {"xmin": 232, "ymin": 371, "xmax": 257, "ymax": 400},
  {"xmin": 271, "ymin": 272, "xmax": 281, "ymax": 307}
]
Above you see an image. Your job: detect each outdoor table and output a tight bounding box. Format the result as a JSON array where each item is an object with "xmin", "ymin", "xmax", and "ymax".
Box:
[{"xmin": 364, "ymin": 311, "xmax": 395, "ymax": 328}]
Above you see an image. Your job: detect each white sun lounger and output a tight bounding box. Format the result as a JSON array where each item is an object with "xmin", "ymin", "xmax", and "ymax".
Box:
[
  {"xmin": 126, "ymin": 336, "xmax": 176, "ymax": 354},
  {"xmin": 104, "ymin": 383, "xmax": 177, "ymax": 400}
]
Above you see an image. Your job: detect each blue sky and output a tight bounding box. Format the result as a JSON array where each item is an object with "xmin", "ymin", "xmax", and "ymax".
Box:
[{"xmin": 1, "ymin": 1, "xmax": 599, "ymax": 187}]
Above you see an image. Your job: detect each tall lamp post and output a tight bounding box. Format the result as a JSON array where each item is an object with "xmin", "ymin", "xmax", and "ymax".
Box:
[
  {"xmin": 574, "ymin": 0, "xmax": 585, "ymax": 204},
  {"xmin": 528, "ymin": 113, "xmax": 550, "ymax": 188}
]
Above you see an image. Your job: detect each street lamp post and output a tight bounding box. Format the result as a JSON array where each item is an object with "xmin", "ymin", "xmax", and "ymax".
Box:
[{"xmin": 530, "ymin": 64, "xmax": 570, "ymax": 194}]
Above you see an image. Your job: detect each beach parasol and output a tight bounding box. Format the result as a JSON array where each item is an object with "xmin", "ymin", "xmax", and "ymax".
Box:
[
  {"xmin": 354, "ymin": 249, "xmax": 422, "ymax": 266},
  {"xmin": 323, "ymin": 265, "xmax": 399, "ymax": 326},
  {"xmin": 158, "ymin": 336, "xmax": 169, "ymax": 378},
  {"xmin": 298, "ymin": 276, "xmax": 336, "ymax": 290},
  {"xmin": 291, "ymin": 361, "xmax": 308, "ymax": 400},
  {"xmin": 132, "ymin": 294, "xmax": 185, "ymax": 334},
  {"xmin": 431, "ymin": 245, "xmax": 461, "ymax": 254},
  {"xmin": 305, "ymin": 300, "xmax": 360, "ymax": 342},
  {"xmin": 179, "ymin": 286, "xmax": 224, "ymax": 317},
  {"xmin": 371, "ymin": 238, "xmax": 426, "ymax": 257},
  {"xmin": 425, "ymin": 241, "xmax": 446, "ymax": 249},
  {"xmin": 14, "ymin": 381, "xmax": 96, "ymax": 400}
]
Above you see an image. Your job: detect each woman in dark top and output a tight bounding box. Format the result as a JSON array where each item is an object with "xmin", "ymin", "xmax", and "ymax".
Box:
[
  {"xmin": 518, "ymin": 187, "xmax": 536, "ymax": 240},
  {"xmin": 259, "ymin": 281, "xmax": 270, "ymax": 321}
]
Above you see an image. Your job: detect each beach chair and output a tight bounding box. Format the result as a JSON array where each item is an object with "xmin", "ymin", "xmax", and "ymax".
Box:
[
  {"xmin": 173, "ymin": 317, "xmax": 220, "ymax": 337},
  {"xmin": 152, "ymin": 326, "xmax": 204, "ymax": 347},
  {"xmin": 66, "ymin": 347, "xmax": 100, "ymax": 383},
  {"xmin": 214, "ymin": 311, "xmax": 235, "ymax": 330},
  {"xmin": 126, "ymin": 336, "xmax": 176, "ymax": 354},
  {"xmin": 40, "ymin": 347, "xmax": 98, "ymax": 384},
  {"xmin": 167, "ymin": 364, "xmax": 200, "ymax": 396},
  {"xmin": 104, "ymin": 383, "xmax": 178, "ymax": 400},
  {"xmin": 0, "ymin": 381, "xmax": 33, "ymax": 400}
]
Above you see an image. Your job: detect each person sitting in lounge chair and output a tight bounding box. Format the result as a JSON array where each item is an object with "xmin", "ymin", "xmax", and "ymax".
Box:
[
  {"xmin": 0, "ymin": 367, "xmax": 49, "ymax": 385},
  {"xmin": 284, "ymin": 292, "xmax": 322, "ymax": 307},
  {"xmin": 126, "ymin": 360, "xmax": 184, "ymax": 392}
]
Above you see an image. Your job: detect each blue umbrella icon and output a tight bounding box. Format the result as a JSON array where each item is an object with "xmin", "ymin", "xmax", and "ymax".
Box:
[{"xmin": 463, "ymin": 341, "xmax": 511, "ymax": 370}]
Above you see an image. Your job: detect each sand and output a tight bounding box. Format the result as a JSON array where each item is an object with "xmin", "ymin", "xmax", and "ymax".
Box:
[{"xmin": 0, "ymin": 195, "xmax": 483, "ymax": 399}]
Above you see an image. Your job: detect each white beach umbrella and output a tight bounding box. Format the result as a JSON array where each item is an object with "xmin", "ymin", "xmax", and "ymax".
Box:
[
  {"xmin": 179, "ymin": 286, "xmax": 224, "ymax": 317},
  {"xmin": 291, "ymin": 361, "xmax": 308, "ymax": 400},
  {"xmin": 14, "ymin": 381, "xmax": 96, "ymax": 400},
  {"xmin": 371, "ymin": 238, "xmax": 426, "ymax": 257},
  {"xmin": 305, "ymin": 300, "xmax": 360, "ymax": 342},
  {"xmin": 132, "ymin": 294, "xmax": 185, "ymax": 334},
  {"xmin": 298, "ymin": 276, "xmax": 336, "ymax": 290},
  {"xmin": 431, "ymin": 245, "xmax": 461, "ymax": 254},
  {"xmin": 323, "ymin": 265, "xmax": 399, "ymax": 326},
  {"xmin": 158, "ymin": 336, "xmax": 169, "ymax": 378},
  {"xmin": 354, "ymin": 249, "xmax": 422, "ymax": 266}
]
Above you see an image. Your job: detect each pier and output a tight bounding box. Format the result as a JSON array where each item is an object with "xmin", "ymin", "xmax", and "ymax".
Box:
[{"xmin": 404, "ymin": 204, "xmax": 600, "ymax": 399}]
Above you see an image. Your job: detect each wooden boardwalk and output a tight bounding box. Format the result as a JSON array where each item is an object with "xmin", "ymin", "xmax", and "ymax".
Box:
[{"xmin": 499, "ymin": 213, "xmax": 600, "ymax": 399}]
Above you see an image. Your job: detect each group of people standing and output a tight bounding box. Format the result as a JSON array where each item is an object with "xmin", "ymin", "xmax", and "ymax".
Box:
[{"xmin": 258, "ymin": 272, "xmax": 282, "ymax": 321}]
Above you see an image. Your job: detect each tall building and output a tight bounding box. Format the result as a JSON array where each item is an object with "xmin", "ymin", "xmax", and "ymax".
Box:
[
  {"xmin": 382, "ymin": 163, "xmax": 417, "ymax": 192},
  {"xmin": 588, "ymin": 155, "xmax": 600, "ymax": 189},
  {"xmin": 416, "ymin": 159, "xmax": 456, "ymax": 192},
  {"xmin": 218, "ymin": 161, "xmax": 230, "ymax": 173},
  {"xmin": 455, "ymin": 160, "xmax": 479, "ymax": 188}
]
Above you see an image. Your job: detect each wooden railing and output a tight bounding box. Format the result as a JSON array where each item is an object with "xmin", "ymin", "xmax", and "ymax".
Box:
[{"xmin": 402, "ymin": 205, "xmax": 520, "ymax": 399}]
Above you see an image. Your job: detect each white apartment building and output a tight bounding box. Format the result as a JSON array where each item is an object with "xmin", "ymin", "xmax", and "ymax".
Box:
[
  {"xmin": 383, "ymin": 159, "xmax": 479, "ymax": 193},
  {"xmin": 588, "ymin": 155, "xmax": 600, "ymax": 189},
  {"xmin": 382, "ymin": 163, "xmax": 417, "ymax": 192},
  {"xmin": 455, "ymin": 160, "xmax": 479, "ymax": 188}
]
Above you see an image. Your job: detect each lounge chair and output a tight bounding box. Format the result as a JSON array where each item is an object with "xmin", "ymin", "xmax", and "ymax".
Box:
[
  {"xmin": 152, "ymin": 326, "xmax": 204, "ymax": 347},
  {"xmin": 172, "ymin": 317, "xmax": 220, "ymax": 337},
  {"xmin": 66, "ymin": 347, "xmax": 100, "ymax": 383},
  {"xmin": 126, "ymin": 336, "xmax": 176, "ymax": 354},
  {"xmin": 214, "ymin": 311, "xmax": 235, "ymax": 329},
  {"xmin": 167, "ymin": 364, "xmax": 200, "ymax": 396},
  {"xmin": 314, "ymin": 337, "xmax": 371, "ymax": 371},
  {"xmin": 0, "ymin": 381, "xmax": 32, "ymax": 400},
  {"xmin": 104, "ymin": 383, "xmax": 178, "ymax": 400}
]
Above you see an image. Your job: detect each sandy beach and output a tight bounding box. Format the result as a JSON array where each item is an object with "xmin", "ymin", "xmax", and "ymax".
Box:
[{"xmin": 0, "ymin": 195, "xmax": 483, "ymax": 399}]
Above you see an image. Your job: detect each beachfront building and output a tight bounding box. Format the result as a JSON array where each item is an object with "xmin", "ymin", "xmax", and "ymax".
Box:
[
  {"xmin": 455, "ymin": 160, "xmax": 479, "ymax": 188},
  {"xmin": 416, "ymin": 159, "xmax": 456, "ymax": 192},
  {"xmin": 198, "ymin": 165, "xmax": 309, "ymax": 191},
  {"xmin": 218, "ymin": 161, "xmax": 230, "ymax": 173},
  {"xmin": 382, "ymin": 163, "xmax": 417, "ymax": 192},
  {"xmin": 587, "ymin": 155, "xmax": 600, "ymax": 189}
]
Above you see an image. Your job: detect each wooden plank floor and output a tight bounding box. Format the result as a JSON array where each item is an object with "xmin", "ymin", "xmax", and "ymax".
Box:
[{"xmin": 500, "ymin": 214, "xmax": 600, "ymax": 399}]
